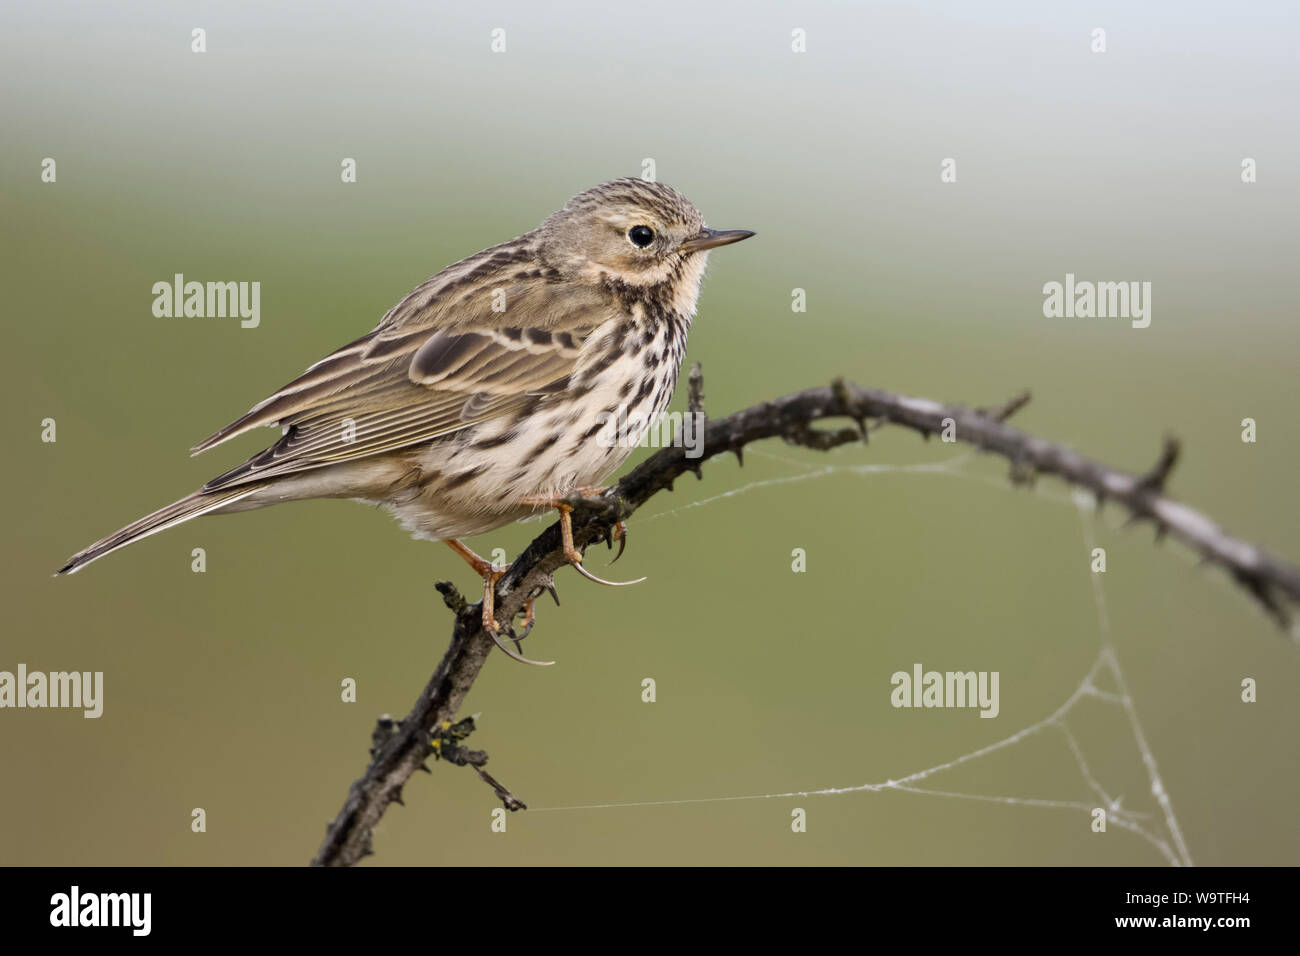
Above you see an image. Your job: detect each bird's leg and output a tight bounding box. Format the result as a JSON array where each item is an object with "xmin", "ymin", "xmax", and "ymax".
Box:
[
  {"xmin": 444, "ymin": 539, "xmax": 502, "ymax": 629},
  {"xmin": 444, "ymin": 539, "xmax": 554, "ymax": 667},
  {"xmin": 517, "ymin": 491, "xmax": 645, "ymax": 587}
]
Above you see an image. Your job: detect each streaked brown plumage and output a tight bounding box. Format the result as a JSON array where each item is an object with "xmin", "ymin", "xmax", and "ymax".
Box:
[{"xmin": 57, "ymin": 178, "xmax": 753, "ymax": 658}]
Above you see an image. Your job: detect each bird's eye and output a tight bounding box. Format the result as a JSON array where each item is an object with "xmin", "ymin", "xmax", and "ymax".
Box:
[{"xmin": 628, "ymin": 225, "xmax": 655, "ymax": 248}]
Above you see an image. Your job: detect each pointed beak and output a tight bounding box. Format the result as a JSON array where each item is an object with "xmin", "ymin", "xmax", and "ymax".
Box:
[{"xmin": 678, "ymin": 228, "xmax": 756, "ymax": 255}]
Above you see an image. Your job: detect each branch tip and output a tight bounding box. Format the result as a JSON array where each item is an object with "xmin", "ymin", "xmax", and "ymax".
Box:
[
  {"xmin": 435, "ymin": 580, "xmax": 467, "ymax": 614},
  {"xmin": 687, "ymin": 362, "xmax": 706, "ymax": 418}
]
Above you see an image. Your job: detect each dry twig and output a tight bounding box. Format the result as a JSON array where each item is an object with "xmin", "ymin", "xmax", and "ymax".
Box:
[{"xmin": 312, "ymin": 374, "xmax": 1300, "ymax": 866}]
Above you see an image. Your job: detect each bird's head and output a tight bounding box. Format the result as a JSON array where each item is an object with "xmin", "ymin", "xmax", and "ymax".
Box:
[{"xmin": 537, "ymin": 178, "xmax": 754, "ymax": 292}]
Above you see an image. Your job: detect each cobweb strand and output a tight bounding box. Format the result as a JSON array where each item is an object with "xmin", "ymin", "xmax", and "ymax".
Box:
[{"xmin": 529, "ymin": 444, "xmax": 1194, "ymax": 867}]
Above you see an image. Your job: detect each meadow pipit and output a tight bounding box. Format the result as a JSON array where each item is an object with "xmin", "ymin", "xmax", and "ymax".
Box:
[{"xmin": 58, "ymin": 178, "xmax": 754, "ymax": 662}]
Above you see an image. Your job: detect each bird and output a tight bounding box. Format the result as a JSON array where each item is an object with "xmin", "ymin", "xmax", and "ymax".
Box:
[{"xmin": 57, "ymin": 178, "xmax": 754, "ymax": 664}]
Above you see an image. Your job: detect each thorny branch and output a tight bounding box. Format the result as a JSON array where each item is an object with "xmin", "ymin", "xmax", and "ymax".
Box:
[{"xmin": 312, "ymin": 370, "xmax": 1300, "ymax": 866}]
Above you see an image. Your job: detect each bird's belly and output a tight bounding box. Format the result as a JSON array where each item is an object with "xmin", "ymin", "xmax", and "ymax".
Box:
[
  {"xmin": 381, "ymin": 426, "xmax": 635, "ymax": 543},
  {"xmin": 397, "ymin": 345, "xmax": 680, "ymax": 540},
  {"xmin": 434, "ymin": 398, "xmax": 647, "ymax": 502}
]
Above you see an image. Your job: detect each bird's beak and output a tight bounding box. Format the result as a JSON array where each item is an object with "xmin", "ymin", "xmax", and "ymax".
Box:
[{"xmin": 678, "ymin": 228, "xmax": 756, "ymax": 254}]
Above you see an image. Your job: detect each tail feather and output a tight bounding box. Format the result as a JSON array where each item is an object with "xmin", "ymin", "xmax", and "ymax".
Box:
[{"xmin": 56, "ymin": 486, "xmax": 260, "ymax": 575}]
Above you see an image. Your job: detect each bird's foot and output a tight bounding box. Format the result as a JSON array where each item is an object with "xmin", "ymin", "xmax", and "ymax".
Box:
[
  {"xmin": 445, "ymin": 539, "xmax": 554, "ymax": 666},
  {"xmin": 519, "ymin": 490, "xmax": 645, "ymax": 588}
]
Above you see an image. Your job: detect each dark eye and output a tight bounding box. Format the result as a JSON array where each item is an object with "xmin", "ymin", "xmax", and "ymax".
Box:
[{"xmin": 628, "ymin": 225, "xmax": 655, "ymax": 248}]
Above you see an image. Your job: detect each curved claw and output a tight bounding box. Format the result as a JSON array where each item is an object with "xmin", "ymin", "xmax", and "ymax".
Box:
[
  {"xmin": 610, "ymin": 522, "xmax": 628, "ymax": 565},
  {"xmin": 488, "ymin": 626, "xmax": 554, "ymax": 667},
  {"xmin": 571, "ymin": 561, "xmax": 646, "ymax": 587}
]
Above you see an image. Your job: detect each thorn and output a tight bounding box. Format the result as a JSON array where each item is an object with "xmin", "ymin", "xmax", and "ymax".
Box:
[
  {"xmin": 1137, "ymin": 435, "xmax": 1180, "ymax": 494},
  {"xmin": 546, "ymin": 584, "xmax": 560, "ymax": 607},
  {"xmin": 854, "ymin": 417, "xmax": 868, "ymax": 443},
  {"xmin": 1008, "ymin": 457, "xmax": 1036, "ymax": 486},
  {"xmin": 1238, "ymin": 572, "xmax": 1292, "ymax": 631},
  {"xmin": 418, "ymin": 762, "xmax": 432, "ymax": 774},
  {"xmin": 829, "ymin": 377, "xmax": 851, "ymax": 412},
  {"xmin": 732, "ymin": 445, "xmax": 744, "ymax": 467},
  {"xmin": 392, "ymin": 788, "xmax": 405, "ymax": 807},
  {"xmin": 979, "ymin": 390, "xmax": 1032, "ymax": 422}
]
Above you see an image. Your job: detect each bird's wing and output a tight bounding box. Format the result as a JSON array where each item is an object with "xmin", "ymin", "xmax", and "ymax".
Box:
[{"xmin": 192, "ymin": 238, "xmax": 611, "ymax": 492}]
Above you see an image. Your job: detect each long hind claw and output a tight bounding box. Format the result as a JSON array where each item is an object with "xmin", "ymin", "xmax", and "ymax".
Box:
[
  {"xmin": 445, "ymin": 538, "xmax": 555, "ymax": 666},
  {"xmin": 571, "ymin": 560, "xmax": 646, "ymax": 587},
  {"xmin": 554, "ymin": 502, "xmax": 644, "ymax": 587},
  {"xmin": 488, "ymin": 625, "xmax": 554, "ymax": 667},
  {"xmin": 491, "ymin": 593, "xmax": 553, "ymax": 666},
  {"xmin": 483, "ymin": 576, "xmax": 555, "ymax": 665}
]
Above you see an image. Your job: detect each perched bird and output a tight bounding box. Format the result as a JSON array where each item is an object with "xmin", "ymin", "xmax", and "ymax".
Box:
[{"xmin": 57, "ymin": 178, "xmax": 754, "ymax": 663}]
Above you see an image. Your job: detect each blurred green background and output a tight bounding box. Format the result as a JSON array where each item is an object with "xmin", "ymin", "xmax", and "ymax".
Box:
[{"xmin": 2, "ymin": 1, "xmax": 1297, "ymax": 865}]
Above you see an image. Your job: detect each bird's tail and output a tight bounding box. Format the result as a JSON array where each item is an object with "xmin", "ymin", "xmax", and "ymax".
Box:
[{"xmin": 56, "ymin": 486, "xmax": 260, "ymax": 575}]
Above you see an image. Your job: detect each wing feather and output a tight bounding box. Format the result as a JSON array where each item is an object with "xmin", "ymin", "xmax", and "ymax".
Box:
[{"xmin": 192, "ymin": 239, "xmax": 611, "ymax": 492}]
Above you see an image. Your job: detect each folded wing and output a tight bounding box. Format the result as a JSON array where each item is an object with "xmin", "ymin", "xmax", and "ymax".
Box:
[{"xmin": 191, "ymin": 239, "xmax": 605, "ymax": 492}]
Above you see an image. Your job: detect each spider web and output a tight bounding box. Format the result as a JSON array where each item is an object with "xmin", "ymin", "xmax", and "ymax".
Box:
[{"xmin": 531, "ymin": 446, "xmax": 1195, "ymax": 867}]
